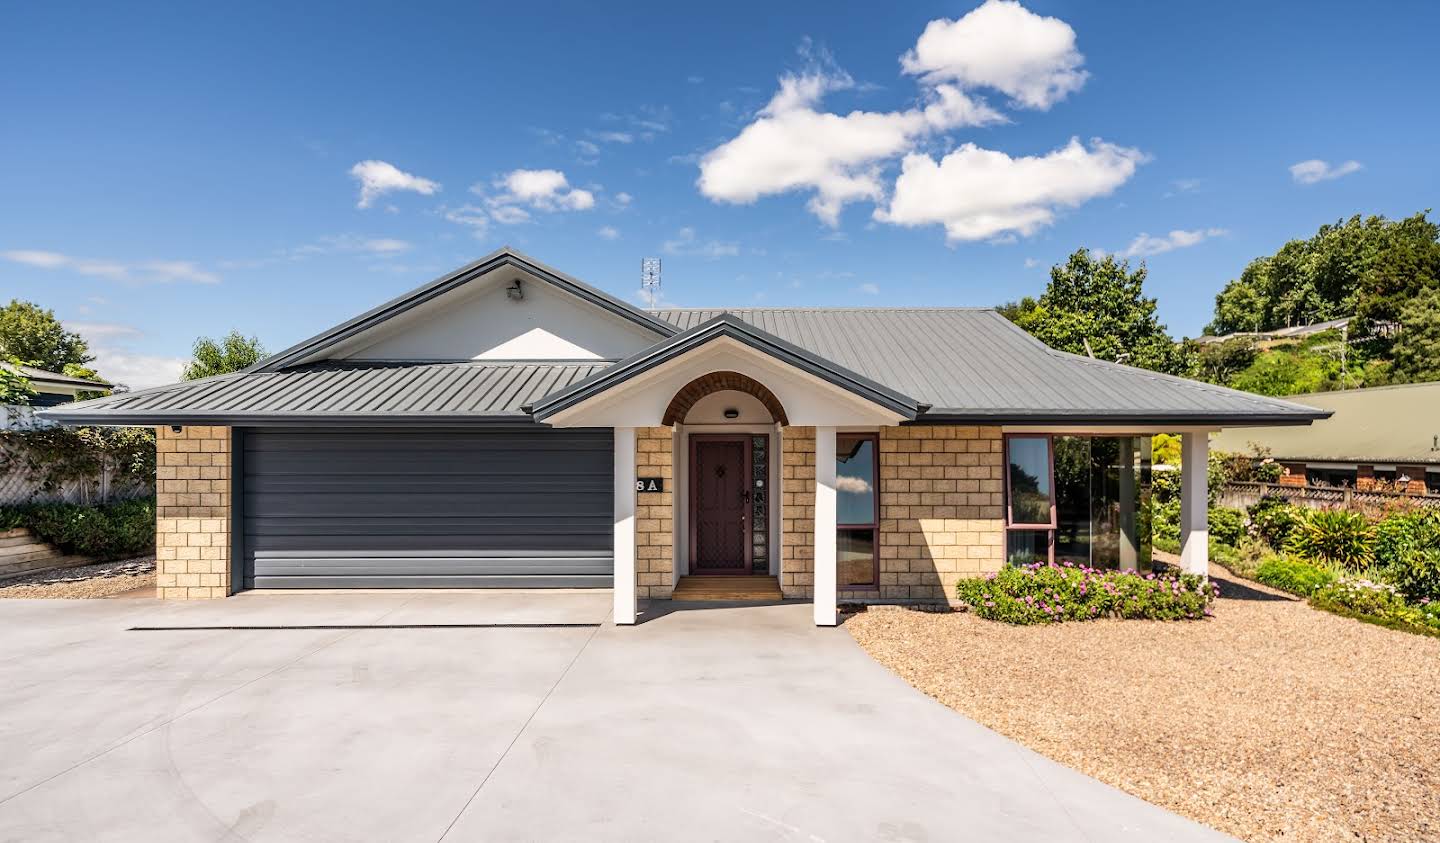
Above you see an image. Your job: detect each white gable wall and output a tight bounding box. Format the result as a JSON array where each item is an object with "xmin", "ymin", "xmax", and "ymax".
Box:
[{"xmin": 325, "ymin": 268, "xmax": 663, "ymax": 362}]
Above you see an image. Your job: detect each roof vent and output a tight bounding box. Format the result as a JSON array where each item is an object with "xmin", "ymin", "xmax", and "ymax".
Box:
[{"xmin": 506, "ymin": 279, "xmax": 524, "ymax": 301}]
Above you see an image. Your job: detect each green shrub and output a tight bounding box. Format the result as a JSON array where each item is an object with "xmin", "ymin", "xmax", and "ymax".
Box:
[
  {"xmin": 1255, "ymin": 555, "xmax": 1337, "ymax": 596},
  {"xmin": 1209, "ymin": 506, "xmax": 1245, "ymax": 548},
  {"xmin": 1390, "ymin": 547, "xmax": 1440, "ymax": 604},
  {"xmin": 0, "ymin": 498, "xmax": 155, "ymax": 561},
  {"xmin": 1247, "ymin": 496, "xmax": 1300, "ymax": 549},
  {"xmin": 1285, "ymin": 509, "xmax": 1375, "ymax": 570},
  {"xmin": 1373, "ymin": 510, "xmax": 1440, "ymax": 568},
  {"xmin": 1152, "ymin": 497, "xmax": 1180, "ymax": 548},
  {"xmin": 955, "ymin": 561, "xmax": 1216, "ymax": 625},
  {"xmin": 1309, "ymin": 578, "xmax": 1440, "ymax": 637}
]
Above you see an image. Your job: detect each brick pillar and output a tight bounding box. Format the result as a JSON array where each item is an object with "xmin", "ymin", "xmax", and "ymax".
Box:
[
  {"xmin": 155, "ymin": 426, "xmax": 232, "ymax": 599},
  {"xmin": 635, "ymin": 426, "xmax": 674, "ymax": 599},
  {"xmin": 781, "ymin": 426, "xmax": 815, "ymax": 598}
]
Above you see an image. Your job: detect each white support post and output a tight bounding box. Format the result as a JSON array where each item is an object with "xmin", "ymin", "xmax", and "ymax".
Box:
[
  {"xmin": 1179, "ymin": 431, "xmax": 1209, "ymax": 578},
  {"xmin": 613, "ymin": 427, "xmax": 637, "ymax": 625},
  {"xmin": 814, "ymin": 426, "xmax": 838, "ymax": 627},
  {"xmin": 1118, "ymin": 437, "xmax": 1138, "ymax": 572}
]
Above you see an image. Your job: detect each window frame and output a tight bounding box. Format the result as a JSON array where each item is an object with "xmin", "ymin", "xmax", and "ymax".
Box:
[
  {"xmin": 1003, "ymin": 434, "xmax": 1057, "ymax": 530},
  {"xmin": 836, "ymin": 432, "xmax": 880, "ymax": 590}
]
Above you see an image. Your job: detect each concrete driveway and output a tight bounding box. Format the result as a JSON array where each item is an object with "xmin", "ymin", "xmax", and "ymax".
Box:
[{"xmin": 0, "ymin": 594, "xmax": 1228, "ymax": 842}]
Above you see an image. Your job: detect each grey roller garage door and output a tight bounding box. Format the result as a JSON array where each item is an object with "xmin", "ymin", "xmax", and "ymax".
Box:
[{"xmin": 240, "ymin": 427, "xmax": 613, "ymax": 589}]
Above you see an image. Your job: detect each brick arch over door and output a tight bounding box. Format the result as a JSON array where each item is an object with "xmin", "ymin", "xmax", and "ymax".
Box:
[{"xmin": 662, "ymin": 370, "xmax": 789, "ymax": 426}]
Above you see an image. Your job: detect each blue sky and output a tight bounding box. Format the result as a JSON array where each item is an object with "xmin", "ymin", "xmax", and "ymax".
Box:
[{"xmin": 2, "ymin": 0, "xmax": 1436, "ymax": 387}]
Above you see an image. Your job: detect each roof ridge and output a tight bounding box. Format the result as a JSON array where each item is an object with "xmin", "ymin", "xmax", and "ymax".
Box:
[{"xmin": 648, "ymin": 306, "xmax": 999, "ymax": 313}]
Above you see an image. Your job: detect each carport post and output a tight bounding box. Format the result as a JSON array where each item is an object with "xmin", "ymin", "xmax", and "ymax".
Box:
[
  {"xmin": 614, "ymin": 427, "xmax": 637, "ymax": 625},
  {"xmin": 814, "ymin": 426, "xmax": 838, "ymax": 626},
  {"xmin": 1179, "ymin": 431, "xmax": 1209, "ymax": 578}
]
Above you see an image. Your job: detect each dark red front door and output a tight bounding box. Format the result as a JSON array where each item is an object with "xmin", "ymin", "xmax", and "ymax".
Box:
[{"xmin": 691, "ymin": 437, "xmax": 748, "ymax": 573}]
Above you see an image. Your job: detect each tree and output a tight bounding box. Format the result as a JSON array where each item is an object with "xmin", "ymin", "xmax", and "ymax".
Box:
[
  {"xmin": 1002, "ymin": 249, "xmax": 1192, "ymax": 375},
  {"xmin": 0, "ymin": 300, "xmax": 93, "ymax": 372},
  {"xmin": 1193, "ymin": 337, "xmax": 1259, "ymax": 384},
  {"xmin": 182, "ymin": 331, "xmax": 267, "ymax": 381},
  {"xmin": 0, "ymin": 361, "xmax": 37, "ymax": 404},
  {"xmin": 1207, "ymin": 212, "xmax": 1440, "ymax": 335},
  {"xmin": 1390, "ymin": 287, "xmax": 1440, "ymax": 384}
]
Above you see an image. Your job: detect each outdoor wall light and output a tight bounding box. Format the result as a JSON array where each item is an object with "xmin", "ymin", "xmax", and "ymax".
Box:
[
  {"xmin": 723, "ymin": 408, "xmax": 740, "ymax": 419},
  {"xmin": 170, "ymin": 425, "xmax": 183, "ymax": 433}
]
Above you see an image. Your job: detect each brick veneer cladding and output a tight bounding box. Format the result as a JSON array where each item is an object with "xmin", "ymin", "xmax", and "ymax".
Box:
[
  {"xmin": 781, "ymin": 426, "xmax": 815, "ymax": 598},
  {"xmin": 155, "ymin": 426, "xmax": 231, "ymax": 599},
  {"xmin": 871, "ymin": 425, "xmax": 1006, "ymax": 602},
  {"xmin": 635, "ymin": 427, "xmax": 675, "ymax": 599}
]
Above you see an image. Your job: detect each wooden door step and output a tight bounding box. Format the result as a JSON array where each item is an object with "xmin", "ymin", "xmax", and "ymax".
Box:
[{"xmin": 672, "ymin": 575, "xmax": 784, "ymax": 602}]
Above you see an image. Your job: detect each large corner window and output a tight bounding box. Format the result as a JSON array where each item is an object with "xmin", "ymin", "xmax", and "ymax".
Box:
[
  {"xmin": 1004, "ymin": 434, "xmax": 1153, "ymax": 571},
  {"xmin": 837, "ymin": 433, "xmax": 878, "ymax": 588}
]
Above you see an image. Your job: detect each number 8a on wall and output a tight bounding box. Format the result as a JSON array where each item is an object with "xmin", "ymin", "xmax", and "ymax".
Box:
[{"xmin": 636, "ymin": 477, "xmax": 664, "ymax": 493}]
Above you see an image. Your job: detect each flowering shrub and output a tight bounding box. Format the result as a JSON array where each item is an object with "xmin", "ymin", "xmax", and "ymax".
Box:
[
  {"xmin": 1247, "ymin": 495, "xmax": 1301, "ymax": 548},
  {"xmin": 1390, "ymin": 548, "xmax": 1440, "ymax": 604},
  {"xmin": 1309, "ymin": 577, "xmax": 1440, "ymax": 637},
  {"xmin": 1254, "ymin": 555, "xmax": 1337, "ymax": 596},
  {"xmin": 955, "ymin": 561, "xmax": 1216, "ymax": 625},
  {"xmin": 1373, "ymin": 510, "xmax": 1440, "ymax": 568}
]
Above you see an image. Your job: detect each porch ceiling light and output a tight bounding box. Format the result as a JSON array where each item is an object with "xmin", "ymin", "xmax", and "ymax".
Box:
[{"xmin": 723, "ymin": 408, "xmax": 740, "ymax": 419}]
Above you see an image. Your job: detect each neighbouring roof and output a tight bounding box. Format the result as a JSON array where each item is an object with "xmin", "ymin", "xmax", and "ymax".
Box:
[
  {"xmin": 1193, "ymin": 316, "xmax": 1355, "ymax": 345},
  {"xmin": 42, "ymin": 362, "xmax": 609, "ymax": 425},
  {"xmin": 2, "ymin": 362, "xmax": 110, "ymax": 389},
  {"xmin": 1211, "ymin": 381, "xmax": 1440, "ymax": 466},
  {"xmin": 41, "ymin": 252, "xmax": 1330, "ymax": 427}
]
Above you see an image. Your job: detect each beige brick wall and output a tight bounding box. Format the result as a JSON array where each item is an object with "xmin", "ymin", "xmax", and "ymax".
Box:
[
  {"xmin": 873, "ymin": 425, "xmax": 1005, "ymax": 601},
  {"xmin": 155, "ymin": 426, "xmax": 232, "ymax": 599},
  {"xmin": 780, "ymin": 426, "xmax": 815, "ymax": 598},
  {"xmin": 635, "ymin": 426, "xmax": 674, "ymax": 599}
]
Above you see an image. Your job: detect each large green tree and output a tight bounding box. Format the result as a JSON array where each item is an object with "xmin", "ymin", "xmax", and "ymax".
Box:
[
  {"xmin": 1001, "ymin": 249, "xmax": 1192, "ymax": 375},
  {"xmin": 1207, "ymin": 212, "xmax": 1440, "ymax": 335},
  {"xmin": 0, "ymin": 300, "xmax": 93, "ymax": 372},
  {"xmin": 182, "ymin": 331, "xmax": 266, "ymax": 381},
  {"xmin": 1390, "ymin": 287, "xmax": 1440, "ymax": 384}
]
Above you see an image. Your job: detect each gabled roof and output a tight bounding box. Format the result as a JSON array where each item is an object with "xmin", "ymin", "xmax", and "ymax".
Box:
[
  {"xmin": 1212, "ymin": 381, "xmax": 1440, "ymax": 465},
  {"xmin": 529, "ymin": 313, "xmax": 923, "ymax": 421},
  {"xmin": 652, "ymin": 308, "xmax": 1330, "ymax": 425},
  {"xmin": 40, "ymin": 361, "xmax": 609, "ymax": 426},
  {"xmin": 250, "ymin": 247, "xmax": 676, "ymax": 372}
]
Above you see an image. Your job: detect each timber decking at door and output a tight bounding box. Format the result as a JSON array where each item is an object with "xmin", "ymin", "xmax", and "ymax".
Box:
[{"xmin": 671, "ymin": 575, "xmax": 783, "ymax": 602}]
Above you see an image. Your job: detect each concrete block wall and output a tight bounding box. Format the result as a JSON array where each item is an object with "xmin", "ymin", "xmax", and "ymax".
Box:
[
  {"xmin": 155, "ymin": 426, "xmax": 231, "ymax": 599},
  {"xmin": 780, "ymin": 426, "xmax": 815, "ymax": 598},
  {"xmin": 635, "ymin": 426, "xmax": 674, "ymax": 599},
  {"xmin": 871, "ymin": 425, "xmax": 1006, "ymax": 602}
]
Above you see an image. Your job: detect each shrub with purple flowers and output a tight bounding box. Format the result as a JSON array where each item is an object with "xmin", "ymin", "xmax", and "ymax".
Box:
[{"xmin": 954, "ymin": 560, "xmax": 1216, "ymax": 625}]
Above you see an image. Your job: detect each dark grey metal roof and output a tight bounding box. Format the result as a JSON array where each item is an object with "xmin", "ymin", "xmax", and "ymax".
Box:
[
  {"xmin": 42, "ymin": 361, "xmax": 609, "ymax": 425},
  {"xmin": 3, "ymin": 362, "xmax": 109, "ymax": 389},
  {"xmin": 650, "ymin": 308, "xmax": 1328, "ymax": 425},
  {"xmin": 530, "ymin": 314, "xmax": 922, "ymax": 422}
]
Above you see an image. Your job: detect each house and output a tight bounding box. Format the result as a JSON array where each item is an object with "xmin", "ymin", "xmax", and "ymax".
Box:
[
  {"xmin": 1191, "ymin": 316, "xmax": 1383, "ymax": 350},
  {"xmin": 45, "ymin": 249, "xmax": 1327, "ymax": 625},
  {"xmin": 1212, "ymin": 381, "xmax": 1440, "ymax": 494},
  {"xmin": 2, "ymin": 362, "xmax": 109, "ymax": 407}
]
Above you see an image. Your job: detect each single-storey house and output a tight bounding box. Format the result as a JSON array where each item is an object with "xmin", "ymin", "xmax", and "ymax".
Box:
[
  {"xmin": 45, "ymin": 249, "xmax": 1328, "ymax": 625},
  {"xmin": 2, "ymin": 362, "xmax": 109, "ymax": 407},
  {"xmin": 1212, "ymin": 381, "xmax": 1440, "ymax": 494}
]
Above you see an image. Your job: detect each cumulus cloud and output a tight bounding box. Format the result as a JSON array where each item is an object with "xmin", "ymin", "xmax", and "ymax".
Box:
[
  {"xmin": 451, "ymin": 169, "xmax": 599, "ymax": 230},
  {"xmin": 2, "ymin": 250, "xmax": 219, "ymax": 284},
  {"xmin": 900, "ymin": 0, "xmax": 1086, "ymax": 110},
  {"xmin": 440, "ymin": 204, "xmax": 489, "ymax": 237},
  {"xmin": 1289, "ymin": 159, "xmax": 1362, "ymax": 184},
  {"xmin": 1121, "ymin": 227, "xmax": 1227, "ymax": 258},
  {"xmin": 597, "ymin": 226, "xmax": 620, "ymax": 240},
  {"xmin": 662, "ymin": 227, "xmax": 740, "ymax": 258},
  {"xmin": 349, "ymin": 160, "xmax": 440, "ymax": 208},
  {"xmin": 64, "ymin": 321, "xmax": 186, "ymax": 390},
  {"xmin": 876, "ymin": 138, "xmax": 1146, "ymax": 241},
  {"xmin": 835, "ymin": 475, "xmax": 871, "ymax": 495},
  {"xmin": 698, "ymin": 63, "xmax": 1002, "ymax": 225}
]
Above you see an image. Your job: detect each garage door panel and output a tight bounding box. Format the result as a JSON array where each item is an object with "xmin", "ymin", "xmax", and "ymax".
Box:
[{"xmin": 241, "ymin": 427, "xmax": 614, "ymax": 589}]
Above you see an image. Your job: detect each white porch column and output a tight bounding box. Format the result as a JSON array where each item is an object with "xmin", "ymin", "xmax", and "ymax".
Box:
[
  {"xmin": 613, "ymin": 427, "xmax": 637, "ymax": 625},
  {"xmin": 1179, "ymin": 431, "xmax": 1209, "ymax": 578},
  {"xmin": 1118, "ymin": 437, "xmax": 1138, "ymax": 572},
  {"xmin": 813, "ymin": 426, "xmax": 838, "ymax": 627}
]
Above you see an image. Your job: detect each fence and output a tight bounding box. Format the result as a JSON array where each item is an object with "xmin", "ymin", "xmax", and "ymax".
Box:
[
  {"xmin": 0, "ymin": 407, "xmax": 153, "ymax": 506},
  {"xmin": 1220, "ymin": 481, "xmax": 1440, "ymax": 512}
]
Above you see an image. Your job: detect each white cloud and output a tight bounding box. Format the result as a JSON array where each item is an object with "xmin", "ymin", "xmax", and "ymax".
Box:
[
  {"xmin": 597, "ymin": 226, "xmax": 620, "ymax": 240},
  {"xmin": 857, "ymin": 282, "xmax": 880, "ymax": 295},
  {"xmin": 349, "ymin": 160, "xmax": 440, "ymax": 208},
  {"xmin": 697, "ymin": 63, "xmax": 1003, "ymax": 225},
  {"xmin": 900, "ymin": 0, "xmax": 1086, "ymax": 110},
  {"xmin": 614, "ymin": 192, "xmax": 633, "ymax": 207},
  {"xmin": 471, "ymin": 169, "xmax": 595, "ymax": 225},
  {"xmin": 2, "ymin": 250, "xmax": 219, "ymax": 284},
  {"xmin": 65, "ymin": 321, "xmax": 141, "ymax": 340},
  {"xmin": 835, "ymin": 475, "xmax": 871, "ymax": 495},
  {"xmin": 361, "ymin": 238, "xmax": 411, "ymax": 254},
  {"xmin": 489, "ymin": 205, "xmax": 532, "ymax": 225},
  {"xmin": 440, "ymin": 204, "xmax": 489, "ymax": 237},
  {"xmin": 589, "ymin": 130, "xmax": 634, "ymax": 144},
  {"xmin": 1023, "ymin": 257, "xmax": 1040, "ymax": 268},
  {"xmin": 64, "ymin": 321, "xmax": 186, "ymax": 389},
  {"xmin": 1289, "ymin": 159, "xmax": 1362, "ymax": 184},
  {"xmin": 1121, "ymin": 227, "xmax": 1227, "ymax": 258},
  {"xmin": 575, "ymin": 139, "xmax": 600, "ymax": 157},
  {"xmin": 662, "ymin": 226, "xmax": 740, "ymax": 258},
  {"xmin": 1164, "ymin": 177, "xmax": 1202, "ymax": 197},
  {"xmin": 876, "ymin": 138, "xmax": 1146, "ymax": 241}
]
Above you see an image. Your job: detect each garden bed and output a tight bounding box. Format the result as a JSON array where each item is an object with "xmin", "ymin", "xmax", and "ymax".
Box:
[{"xmin": 846, "ymin": 564, "xmax": 1440, "ymax": 843}]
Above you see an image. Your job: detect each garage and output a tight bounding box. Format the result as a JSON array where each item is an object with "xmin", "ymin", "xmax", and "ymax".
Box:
[{"xmin": 239, "ymin": 427, "xmax": 613, "ymax": 589}]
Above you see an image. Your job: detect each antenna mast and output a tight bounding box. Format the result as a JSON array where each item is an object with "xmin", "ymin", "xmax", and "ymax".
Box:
[{"xmin": 641, "ymin": 257, "xmax": 662, "ymax": 306}]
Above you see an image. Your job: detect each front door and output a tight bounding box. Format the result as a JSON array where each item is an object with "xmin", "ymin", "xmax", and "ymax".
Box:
[{"xmin": 690, "ymin": 436, "xmax": 749, "ymax": 573}]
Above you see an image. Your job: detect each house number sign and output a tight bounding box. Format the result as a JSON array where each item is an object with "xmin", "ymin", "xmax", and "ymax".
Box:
[{"xmin": 636, "ymin": 478, "xmax": 665, "ymax": 493}]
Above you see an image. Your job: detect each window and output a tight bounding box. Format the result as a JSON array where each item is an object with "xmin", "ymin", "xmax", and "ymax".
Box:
[
  {"xmin": 1004, "ymin": 434, "xmax": 1152, "ymax": 571},
  {"xmin": 837, "ymin": 433, "xmax": 878, "ymax": 588},
  {"xmin": 1306, "ymin": 466, "xmax": 1357, "ymax": 488}
]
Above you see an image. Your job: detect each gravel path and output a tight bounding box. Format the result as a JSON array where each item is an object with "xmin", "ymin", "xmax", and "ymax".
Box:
[
  {"xmin": 0, "ymin": 556, "xmax": 155, "ymax": 599},
  {"xmin": 845, "ymin": 565, "xmax": 1440, "ymax": 843}
]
